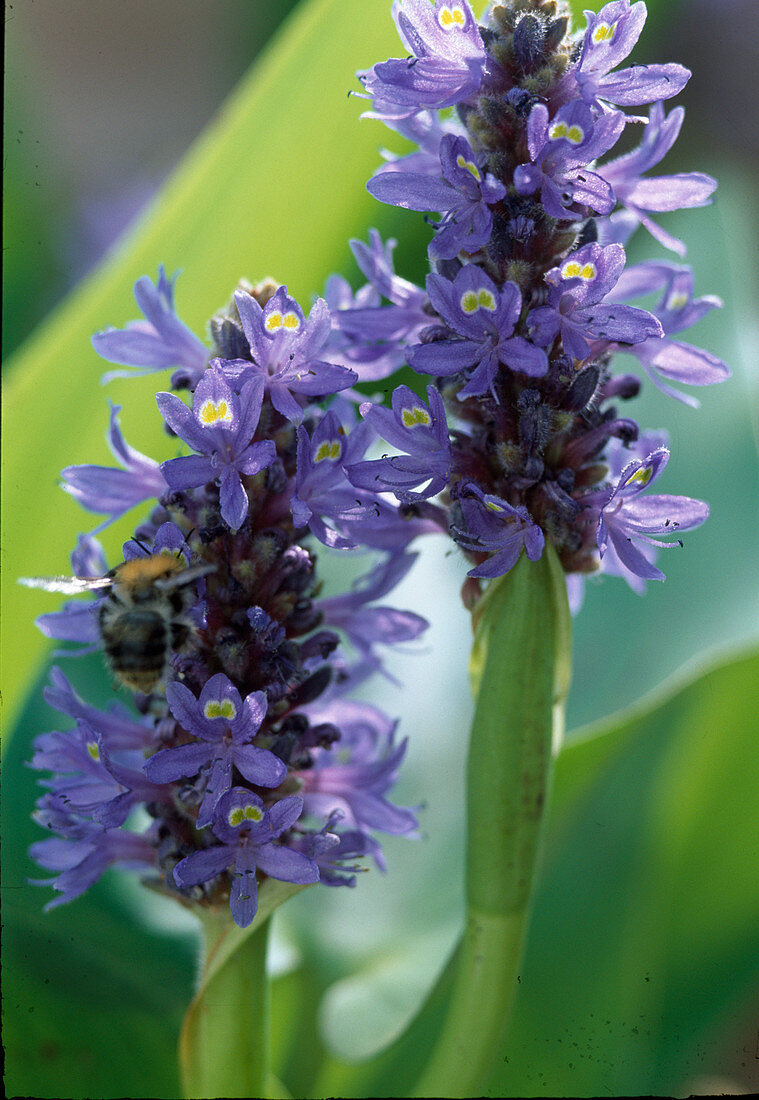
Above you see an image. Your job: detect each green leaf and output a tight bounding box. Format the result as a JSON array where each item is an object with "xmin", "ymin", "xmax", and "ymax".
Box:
[{"xmin": 490, "ymin": 647, "xmax": 759, "ymax": 1096}]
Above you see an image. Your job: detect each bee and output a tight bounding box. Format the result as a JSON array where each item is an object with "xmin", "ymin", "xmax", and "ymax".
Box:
[{"xmin": 20, "ymin": 554, "xmax": 214, "ymax": 693}]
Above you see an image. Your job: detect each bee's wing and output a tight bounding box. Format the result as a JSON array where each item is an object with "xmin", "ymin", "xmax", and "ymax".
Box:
[
  {"xmin": 18, "ymin": 575, "xmax": 113, "ymax": 595},
  {"xmin": 156, "ymin": 563, "xmax": 216, "ymax": 590}
]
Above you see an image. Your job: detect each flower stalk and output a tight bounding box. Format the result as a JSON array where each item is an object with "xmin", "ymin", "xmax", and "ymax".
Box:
[{"xmin": 413, "ymin": 543, "xmax": 571, "ymax": 1097}]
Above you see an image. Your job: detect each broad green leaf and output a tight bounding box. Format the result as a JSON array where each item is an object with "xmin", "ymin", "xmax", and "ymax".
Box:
[{"xmin": 490, "ymin": 647, "xmax": 759, "ymax": 1097}]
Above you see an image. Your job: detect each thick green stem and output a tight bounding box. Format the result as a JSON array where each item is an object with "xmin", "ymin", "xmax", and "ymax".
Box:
[
  {"xmin": 178, "ymin": 881, "xmax": 306, "ymax": 1099},
  {"xmin": 413, "ymin": 545, "xmax": 571, "ymax": 1097}
]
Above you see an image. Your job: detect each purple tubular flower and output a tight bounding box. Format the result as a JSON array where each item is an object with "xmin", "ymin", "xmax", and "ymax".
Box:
[
  {"xmin": 290, "ymin": 411, "xmax": 377, "ymax": 550},
  {"xmin": 173, "ymin": 789, "xmax": 319, "ymax": 928},
  {"xmin": 317, "ymin": 551, "xmax": 428, "ymax": 677},
  {"xmin": 61, "ymin": 403, "xmax": 167, "ymax": 532},
  {"xmin": 608, "ymin": 260, "xmax": 729, "ymax": 404},
  {"xmin": 296, "ymin": 699, "xmax": 419, "ymax": 845},
  {"xmin": 571, "ymin": 0, "xmax": 690, "ymax": 111},
  {"xmin": 231, "ymin": 287, "xmax": 357, "ymax": 422},
  {"xmin": 513, "ymin": 101, "xmax": 625, "ymax": 219},
  {"xmin": 588, "ymin": 447, "xmax": 709, "ymax": 583},
  {"xmin": 329, "ymin": 231, "xmax": 430, "ymax": 382},
  {"xmin": 43, "ymin": 667, "xmax": 155, "ymax": 751},
  {"xmin": 358, "ymin": 0, "xmax": 487, "ymax": 120},
  {"xmin": 30, "ymin": 795, "xmax": 155, "ymax": 909},
  {"xmin": 527, "ymin": 243, "xmax": 663, "ymax": 362},
  {"xmin": 347, "ymin": 385, "xmax": 452, "ymax": 503},
  {"xmin": 410, "ymin": 266, "xmax": 548, "ymax": 396},
  {"xmin": 157, "ymin": 368, "xmax": 276, "ymax": 530},
  {"xmin": 367, "ymin": 134, "xmax": 506, "ymax": 259},
  {"xmin": 144, "ymin": 674, "xmax": 286, "ymax": 829},
  {"xmin": 599, "ymin": 102, "xmax": 717, "ymax": 256},
  {"xmin": 92, "ymin": 266, "xmax": 208, "ymax": 385},
  {"xmin": 454, "ymin": 483, "xmax": 545, "ymax": 578}
]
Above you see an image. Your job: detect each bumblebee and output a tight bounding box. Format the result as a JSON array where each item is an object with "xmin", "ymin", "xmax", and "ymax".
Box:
[{"xmin": 20, "ymin": 554, "xmax": 213, "ymax": 693}]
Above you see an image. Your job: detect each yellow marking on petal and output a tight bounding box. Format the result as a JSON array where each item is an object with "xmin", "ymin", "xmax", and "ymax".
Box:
[
  {"xmin": 229, "ymin": 808, "xmax": 245, "ymax": 827},
  {"xmin": 561, "ymin": 260, "xmax": 596, "ymax": 281},
  {"xmin": 591, "ymin": 20, "xmax": 617, "ymax": 44},
  {"xmin": 87, "ymin": 741, "xmax": 100, "ymax": 761},
  {"xmin": 204, "ymin": 698, "xmax": 237, "ymax": 720},
  {"xmin": 627, "ymin": 465, "xmax": 653, "ymax": 487},
  {"xmin": 477, "ymin": 288, "xmax": 496, "ymax": 310},
  {"xmin": 486, "ymin": 500, "xmax": 504, "ymax": 513},
  {"xmin": 566, "ymin": 125, "xmax": 584, "ymax": 144},
  {"xmin": 283, "ymin": 311, "xmax": 300, "ymax": 331},
  {"xmin": 265, "ymin": 311, "xmax": 283, "ymax": 332},
  {"xmin": 456, "ymin": 153, "xmax": 481, "ymax": 181},
  {"xmin": 315, "ymin": 440, "xmax": 342, "ymax": 462},
  {"xmin": 549, "ymin": 121, "xmax": 569, "ymax": 140},
  {"xmin": 401, "ymin": 406, "xmax": 432, "ymax": 428},
  {"xmin": 461, "ymin": 290, "xmax": 478, "ymax": 313},
  {"xmin": 199, "ymin": 399, "xmax": 233, "ymax": 425},
  {"xmin": 439, "ymin": 5, "xmax": 466, "ymax": 30},
  {"xmin": 243, "ymin": 804, "xmax": 264, "ymax": 822},
  {"xmin": 666, "ymin": 291, "xmax": 688, "ymax": 311}
]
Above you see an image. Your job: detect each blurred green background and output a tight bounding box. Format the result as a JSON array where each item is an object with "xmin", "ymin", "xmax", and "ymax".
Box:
[{"xmin": 3, "ymin": 1, "xmax": 758, "ymax": 1096}]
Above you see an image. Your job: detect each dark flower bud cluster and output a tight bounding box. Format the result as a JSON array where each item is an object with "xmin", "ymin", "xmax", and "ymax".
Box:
[
  {"xmin": 343, "ymin": 0, "xmax": 727, "ymax": 606},
  {"xmin": 28, "ymin": 274, "xmax": 424, "ymax": 928}
]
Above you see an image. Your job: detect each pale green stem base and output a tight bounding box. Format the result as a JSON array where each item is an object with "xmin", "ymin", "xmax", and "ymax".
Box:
[{"xmin": 413, "ymin": 546, "xmax": 571, "ymax": 1097}]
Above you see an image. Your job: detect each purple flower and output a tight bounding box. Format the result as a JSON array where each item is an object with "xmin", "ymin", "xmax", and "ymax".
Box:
[
  {"xmin": 92, "ymin": 266, "xmax": 208, "ymax": 385},
  {"xmin": 317, "ymin": 551, "xmax": 428, "ymax": 677},
  {"xmin": 527, "ymin": 242, "xmax": 663, "ymax": 361},
  {"xmin": 513, "ymin": 101, "xmax": 624, "ymax": 219},
  {"xmin": 30, "ymin": 795, "xmax": 155, "ymax": 910},
  {"xmin": 410, "ymin": 266, "xmax": 548, "ymax": 397},
  {"xmin": 347, "ymin": 385, "xmax": 452, "ymax": 503},
  {"xmin": 571, "ymin": 0, "xmax": 690, "ymax": 111},
  {"xmin": 61, "ymin": 403, "xmax": 167, "ymax": 532},
  {"xmin": 296, "ymin": 698, "xmax": 419, "ymax": 847},
  {"xmin": 329, "ymin": 231, "xmax": 430, "ymax": 383},
  {"xmin": 367, "ymin": 134, "xmax": 506, "ymax": 259},
  {"xmin": 290, "ymin": 411, "xmax": 377, "ymax": 550},
  {"xmin": 454, "ymin": 483, "xmax": 545, "ymax": 578},
  {"xmin": 599, "ymin": 102, "xmax": 717, "ymax": 256},
  {"xmin": 358, "ymin": 0, "xmax": 487, "ymax": 120},
  {"xmin": 173, "ymin": 788, "xmax": 318, "ymax": 928},
  {"xmin": 229, "ymin": 287, "xmax": 357, "ymax": 422},
  {"xmin": 144, "ymin": 674, "xmax": 286, "ymax": 828},
  {"xmin": 43, "ymin": 666, "xmax": 155, "ymax": 752},
  {"xmin": 608, "ymin": 260, "xmax": 729, "ymax": 404},
  {"xmin": 587, "ymin": 447, "xmax": 709, "ymax": 583},
  {"xmin": 157, "ymin": 368, "xmax": 276, "ymax": 530}
]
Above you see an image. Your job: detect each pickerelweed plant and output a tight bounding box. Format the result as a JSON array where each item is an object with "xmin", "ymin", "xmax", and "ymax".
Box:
[{"xmin": 25, "ymin": 1, "xmax": 728, "ymax": 1097}]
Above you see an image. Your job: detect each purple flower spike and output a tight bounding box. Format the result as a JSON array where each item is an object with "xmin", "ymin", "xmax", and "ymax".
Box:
[
  {"xmin": 454, "ymin": 483, "xmax": 545, "ymax": 578},
  {"xmin": 410, "ymin": 266, "xmax": 548, "ymax": 396},
  {"xmin": 347, "ymin": 385, "xmax": 452, "ymax": 503},
  {"xmin": 527, "ymin": 243, "xmax": 663, "ymax": 362},
  {"xmin": 93, "ymin": 267, "xmax": 208, "ymax": 385},
  {"xmin": 144, "ymin": 674, "xmax": 286, "ymax": 829},
  {"xmin": 358, "ymin": 0, "xmax": 487, "ymax": 120},
  {"xmin": 157, "ymin": 367, "xmax": 276, "ymax": 530},
  {"xmin": 232, "ymin": 287, "xmax": 357, "ymax": 423},
  {"xmin": 61, "ymin": 403, "xmax": 167, "ymax": 533},
  {"xmin": 572, "ymin": 0, "xmax": 690, "ymax": 111},
  {"xmin": 173, "ymin": 788, "xmax": 318, "ymax": 928},
  {"xmin": 588, "ymin": 447, "xmax": 709, "ymax": 584},
  {"xmin": 599, "ymin": 102, "xmax": 718, "ymax": 256},
  {"xmin": 368, "ymin": 134, "xmax": 505, "ymax": 259}
]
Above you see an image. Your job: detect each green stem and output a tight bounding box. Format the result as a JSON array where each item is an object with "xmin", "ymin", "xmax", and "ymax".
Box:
[{"xmin": 413, "ymin": 545, "xmax": 571, "ymax": 1097}]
